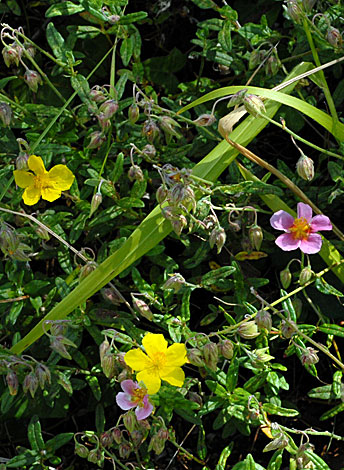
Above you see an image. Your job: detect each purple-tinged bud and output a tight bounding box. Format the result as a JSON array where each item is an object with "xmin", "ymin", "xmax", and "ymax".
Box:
[
  {"xmin": 75, "ymin": 442, "xmax": 89, "ymax": 458},
  {"xmin": 99, "ymin": 338, "xmax": 111, "ymax": 365},
  {"xmin": 137, "ymin": 419, "xmax": 151, "ymax": 433},
  {"xmin": 141, "ymin": 144, "xmax": 156, "ymax": 161},
  {"xmin": 24, "ymin": 42, "xmax": 36, "ymax": 58},
  {"xmin": 188, "ymin": 391, "xmax": 203, "ymax": 407},
  {"xmin": 130, "ymin": 430, "xmax": 143, "ymax": 447},
  {"xmin": 159, "ymin": 116, "xmax": 182, "ymax": 139},
  {"xmin": 281, "ymin": 319, "xmax": 297, "ymax": 338},
  {"xmin": 87, "ymin": 131, "xmax": 106, "ymax": 149},
  {"xmin": 286, "ymin": 0, "xmax": 302, "ymax": 23},
  {"xmin": 187, "ymin": 348, "xmax": 205, "ymax": 367},
  {"xmin": 265, "ymin": 55, "xmax": 280, "ymax": 76},
  {"xmin": 100, "ymin": 431, "xmax": 113, "ymax": 447},
  {"xmin": 116, "ymin": 352, "xmax": 127, "ymax": 369},
  {"xmin": 280, "ymin": 267, "xmax": 292, "ymax": 289},
  {"xmin": 49, "ymin": 336, "xmax": 72, "ymax": 359},
  {"xmin": 2, "ymin": 45, "xmax": 20, "ymax": 67},
  {"xmin": 238, "ymin": 321, "xmax": 260, "ymax": 339},
  {"xmin": 0, "ymin": 102, "xmax": 12, "ymax": 126},
  {"xmin": 302, "ymin": 0, "xmax": 316, "ymax": 12},
  {"xmin": 24, "ymin": 70, "xmax": 43, "ymax": 93},
  {"xmin": 128, "ymin": 164, "xmax": 144, "ymax": 182},
  {"xmin": 193, "ymin": 113, "xmax": 216, "ymax": 127},
  {"xmin": 89, "ymin": 88, "xmax": 106, "ymax": 103},
  {"xmin": 243, "ymin": 94, "xmax": 266, "ymax": 117},
  {"xmin": 202, "ymin": 342, "xmax": 219, "ymax": 371},
  {"xmin": 170, "ymin": 183, "xmax": 186, "ymax": 204},
  {"xmin": 96, "ymin": 113, "xmax": 111, "ymax": 132},
  {"xmin": 255, "ymin": 310, "xmax": 272, "ymax": 332},
  {"xmin": 249, "ymin": 225, "xmax": 263, "ymax": 251},
  {"xmin": 112, "ymin": 427, "xmax": 123, "ymax": 444},
  {"xmin": 35, "ymin": 226, "xmax": 50, "ymax": 241},
  {"xmin": 35, "ymin": 364, "xmax": 51, "ymax": 389},
  {"xmin": 87, "ymin": 448, "xmax": 103, "ymax": 465},
  {"xmin": 156, "ymin": 185, "xmax": 168, "ymax": 204},
  {"xmin": 6, "ymin": 371, "xmax": 19, "ymax": 396},
  {"xmin": 209, "ymin": 227, "xmax": 226, "ymax": 254},
  {"xmin": 16, "ymin": 152, "xmax": 29, "ymax": 170},
  {"xmin": 149, "ymin": 430, "xmax": 168, "ymax": 455},
  {"xmin": 162, "ymin": 273, "xmax": 185, "ymax": 292},
  {"xmin": 228, "ymin": 89, "xmax": 247, "ymax": 107},
  {"xmin": 128, "ymin": 104, "xmax": 140, "ymax": 124},
  {"xmin": 0, "ymin": 223, "xmax": 19, "ymax": 254},
  {"xmin": 300, "ymin": 347, "xmax": 319, "ymax": 365},
  {"xmin": 117, "ymin": 369, "xmax": 131, "ymax": 382},
  {"xmin": 296, "ymin": 154, "xmax": 314, "ymax": 181},
  {"xmin": 299, "ymin": 266, "xmax": 313, "ymax": 285},
  {"xmin": 108, "ymin": 14, "xmax": 121, "ymax": 24},
  {"xmin": 102, "ymin": 353, "xmax": 116, "ymax": 379},
  {"xmin": 118, "ymin": 442, "xmax": 132, "ymax": 459},
  {"xmin": 79, "ymin": 261, "xmax": 97, "ymax": 281},
  {"xmin": 131, "ymin": 296, "xmax": 153, "ymax": 321},
  {"xmin": 99, "ymin": 99, "xmax": 118, "ymax": 119},
  {"xmin": 292, "ymin": 297, "xmax": 302, "ymax": 318},
  {"xmin": 101, "ymin": 287, "xmax": 122, "ymax": 304},
  {"xmin": 90, "ymin": 192, "xmax": 102, "ymax": 216},
  {"xmin": 161, "ymin": 205, "xmax": 176, "ymax": 221},
  {"xmin": 50, "ymin": 321, "xmax": 69, "ymax": 337},
  {"xmin": 23, "ymin": 373, "xmax": 39, "ymax": 398},
  {"xmin": 142, "ymin": 120, "xmax": 160, "ymax": 143},
  {"xmin": 326, "ymin": 27, "xmax": 342, "ymax": 48},
  {"xmin": 171, "ymin": 214, "xmax": 187, "ymax": 236},
  {"xmin": 218, "ymin": 339, "xmax": 234, "ymax": 359},
  {"xmin": 123, "ymin": 411, "xmax": 137, "ymax": 433}
]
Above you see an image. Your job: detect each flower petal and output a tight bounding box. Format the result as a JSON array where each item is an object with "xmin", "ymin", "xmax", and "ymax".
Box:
[
  {"xmin": 165, "ymin": 343, "xmax": 187, "ymax": 368},
  {"xmin": 120, "ymin": 379, "xmax": 137, "ymax": 395},
  {"xmin": 116, "ymin": 392, "xmax": 135, "ymax": 411},
  {"xmin": 48, "ymin": 165, "xmax": 75, "ymax": 190},
  {"xmin": 28, "ymin": 155, "xmax": 46, "ymax": 175},
  {"xmin": 13, "ymin": 170, "xmax": 35, "ymax": 188},
  {"xmin": 22, "ymin": 186, "xmax": 41, "ymax": 205},
  {"xmin": 275, "ymin": 233, "xmax": 301, "ymax": 251},
  {"xmin": 135, "ymin": 397, "xmax": 153, "ymax": 420},
  {"xmin": 297, "ymin": 202, "xmax": 312, "ymax": 221},
  {"xmin": 160, "ymin": 366, "xmax": 185, "ymax": 388},
  {"xmin": 136, "ymin": 369, "xmax": 161, "ymax": 395},
  {"xmin": 125, "ymin": 349, "xmax": 152, "ymax": 371},
  {"xmin": 41, "ymin": 187, "xmax": 62, "ymax": 202},
  {"xmin": 300, "ymin": 233, "xmax": 322, "ymax": 254},
  {"xmin": 142, "ymin": 333, "xmax": 168, "ymax": 358},
  {"xmin": 270, "ymin": 210, "xmax": 294, "ymax": 231},
  {"xmin": 310, "ymin": 215, "xmax": 332, "ymax": 232}
]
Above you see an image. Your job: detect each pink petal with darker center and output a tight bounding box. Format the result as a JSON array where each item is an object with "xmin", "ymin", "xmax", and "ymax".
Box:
[
  {"xmin": 275, "ymin": 233, "xmax": 301, "ymax": 251},
  {"xmin": 116, "ymin": 392, "xmax": 135, "ymax": 411},
  {"xmin": 270, "ymin": 210, "xmax": 294, "ymax": 231},
  {"xmin": 299, "ymin": 233, "xmax": 322, "ymax": 254},
  {"xmin": 310, "ymin": 215, "xmax": 332, "ymax": 232},
  {"xmin": 120, "ymin": 379, "xmax": 137, "ymax": 395}
]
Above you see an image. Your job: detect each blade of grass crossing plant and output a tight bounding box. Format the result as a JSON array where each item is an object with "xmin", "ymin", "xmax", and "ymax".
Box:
[{"xmin": 237, "ymin": 163, "xmax": 344, "ymax": 284}]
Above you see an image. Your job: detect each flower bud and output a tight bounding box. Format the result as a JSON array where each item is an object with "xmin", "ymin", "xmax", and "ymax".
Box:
[
  {"xmin": 89, "ymin": 88, "xmax": 106, "ymax": 103},
  {"xmin": 112, "ymin": 427, "xmax": 123, "ymax": 444},
  {"xmin": 24, "ymin": 70, "xmax": 43, "ymax": 93},
  {"xmin": 326, "ymin": 27, "xmax": 342, "ymax": 48},
  {"xmin": 118, "ymin": 442, "xmax": 132, "ymax": 459},
  {"xmin": 296, "ymin": 154, "xmax": 314, "ymax": 181},
  {"xmin": 0, "ymin": 102, "xmax": 12, "ymax": 126},
  {"xmin": 202, "ymin": 342, "xmax": 219, "ymax": 371},
  {"xmin": 142, "ymin": 144, "xmax": 156, "ymax": 161},
  {"xmin": 75, "ymin": 442, "xmax": 89, "ymax": 458},
  {"xmin": 281, "ymin": 319, "xmax": 297, "ymax": 338},
  {"xmin": 96, "ymin": 112, "xmax": 111, "ymax": 132},
  {"xmin": 280, "ymin": 267, "xmax": 292, "ymax": 289},
  {"xmin": 188, "ymin": 391, "xmax": 203, "ymax": 407},
  {"xmin": 251, "ymin": 348, "xmax": 274, "ymax": 368},
  {"xmin": 249, "ymin": 225, "xmax": 263, "ymax": 251},
  {"xmin": 90, "ymin": 192, "xmax": 102, "ymax": 216},
  {"xmin": 171, "ymin": 215, "xmax": 188, "ymax": 236},
  {"xmin": 142, "ymin": 119, "xmax": 160, "ymax": 143},
  {"xmin": 35, "ymin": 364, "xmax": 51, "ymax": 389},
  {"xmin": 159, "ymin": 116, "xmax": 182, "ymax": 139},
  {"xmin": 108, "ymin": 14, "xmax": 121, "ymax": 24},
  {"xmin": 302, "ymin": 0, "xmax": 316, "ymax": 12},
  {"xmin": 128, "ymin": 103, "xmax": 140, "ymax": 124},
  {"xmin": 255, "ymin": 310, "xmax": 272, "ymax": 332},
  {"xmin": 99, "ymin": 337, "xmax": 111, "ymax": 365},
  {"xmin": 49, "ymin": 335, "xmax": 73, "ymax": 359},
  {"xmin": 24, "ymin": 42, "xmax": 35, "ymax": 58},
  {"xmin": 292, "ymin": 297, "xmax": 302, "ymax": 318},
  {"xmin": 128, "ymin": 164, "xmax": 144, "ymax": 182},
  {"xmin": 156, "ymin": 185, "xmax": 168, "ymax": 204},
  {"xmin": 16, "ymin": 152, "xmax": 29, "ymax": 170},
  {"xmin": 87, "ymin": 131, "xmax": 106, "ymax": 149},
  {"xmin": 218, "ymin": 339, "xmax": 234, "ymax": 359},
  {"xmin": 265, "ymin": 55, "xmax": 280, "ymax": 76},
  {"xmin": 209, "ymin": 227, "xmax": 226, "ymax": 254},
  {"xmin": 131, "ymin": 296, "xmax": 153, "ymax": 321},
  {"xmin": 299, "ymin": 266, "xmax": 313, "ymax": 285},
  {"xmin": 249, "ymin": 50, "xmax": 261, "ymax": 69},
  {"xmin": 263, "ymin": 433, "xmax": 289, "ymax": 452},
  {"xmin": 99, "ymin": 99, "xmax": 118, "ymax": 119},
  {"xmin": 23, "ymin": 373, "xmax": 39, "ymax": 398},
  {"xmin": 102, "ymin": 353, "xmax": 117, "ymax": 379},
  {"xmin": 87, "ymin": 448, "xmax": 103, "ymax": 465},
  {"xmin": 162, "ymin": 273, "xmax": 185, "ymax": 292},
  {"xmin": 243, "ymin": 94, "xmax": 266, "ymax": 117},
  {"xmin": 193, "ymin": 113, "xmax": 216, "ymax": 126},
  {"xmin": 300, "ymin": 347, "xmax": 319, "ymax": 365},
  {"xmin": 101, "ymin": 287, "xmax": 122, "ymax": 305},
  {"xmin": 286, "ymin": 0, "xmax": 302, "ymax": 23},
  {"xmin": 228, "ymin": 89, "xmax": 247, "ymax": 107},
  {"xmin": 2, "ymin": 44, "xmax": 20, "ymax": 67},
  {"xmin": 6, "ymin": 371, "xmax": 19, "ymax": 396},
  {"xmin": 131, "ymin": 430, "xmax": 143, "ymax": 447},
  {"xmin": 149, "ymin": 433, "xmax": 166, "ymax": 456},
  {"xmin": 79, "ymin": 261, "xmax": 97, "ymax": 281},
  {"xmin": 35, "ymin": 226, "xmax": 50, "ymax": 241},
  {"xmin": 100, "ymin": 431, "xmax": 113, "ymax": 447},
  {"xmin": 0, "ymin": 223, "xmax": 19, "ymax": 254},
  {"xmin": 187, "ymin": 348, "xmax": 205, "ymax": 367},
  {"xmin": 238, "ymin": 320, "xmax": 260, "ymax": 339}
]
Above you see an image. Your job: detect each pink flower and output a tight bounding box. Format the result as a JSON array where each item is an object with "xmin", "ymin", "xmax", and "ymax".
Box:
[
  {"xmin": 270, "ymin": 203, "xmax": 332, "ymax": 254},
  {"xmin": 115, "ymin": 380, "xmax": 153, "ymax": 420}
]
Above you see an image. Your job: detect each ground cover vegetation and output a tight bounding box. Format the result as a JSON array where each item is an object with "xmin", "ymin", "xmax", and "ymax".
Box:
[{"xmin": 0, "ymin": 0, "xmax": 344, "ymax": 468}]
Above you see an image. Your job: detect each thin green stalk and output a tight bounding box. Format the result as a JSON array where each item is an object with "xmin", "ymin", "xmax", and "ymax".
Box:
[
  {"xmin": 279, "ymin": 425, "xmax": 344, "ymax": 441},
  {"xmin": 0, "ymin": 175, "xmax": 14, "ymax": 203},
  {"xmin": 0, "ymin": 92, "xmax": 27, "ymax": 113}
]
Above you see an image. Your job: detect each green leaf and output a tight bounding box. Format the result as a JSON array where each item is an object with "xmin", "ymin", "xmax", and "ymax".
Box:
[
  {"xmin": 45, "ymin": 433, "xmax": 73, "ymax": 453},
  {"xmin": 201, "ymin": 266, "xmax": 236, "ymax": 286},
  {"xmin": 190, "ymin": 0, "xmax": 218, "ymax": 9},
  {"xmin": 95, "ymin": 403, "xmax": 105, "ymax": 433},
  {"xmin": 318, "ymin": 324, "xmax": 344, "ymax": 338},
  {"xmin": 262, "ymin": 403, "xmax": 299, "ymax": 417},
  {"xmin": 314, "ymin": 277, "xmax": 344, "ymax": 297},
  {"xmin": 120, "ymin": 36, "xmax": 134, "ymax": 66},
  {"xmin": 215, "ymin": 443, "xmax": 234, "ymax": 470},
  {"xmin": 45, "ymin": 1, "xmax": 84, "ymax": 17},
  {"xmin": 86, "ymin": 376, "xmax": 102, "ymax": 401},
  {"xmin": 226, "ymin": 358, "xmax": 239, "ymax": 392},
  {"xmin": 218, "ymin": 21, "xmax": 232, "ymax": 52},
  {"xmin": 46, "ymin": 22, "xmax": 69, "ymax": 64},
  {"xmin": 28, "ymin": 416, "xmax": 45, "ymax": 451},
  {"xmin": 118, "ymin": 11, "xmax": 148, "ymax": 24}
]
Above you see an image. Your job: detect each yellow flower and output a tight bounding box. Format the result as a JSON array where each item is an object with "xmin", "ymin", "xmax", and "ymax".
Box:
[
  {"xmin": 124, "ymin": 333, "xmax": 187, "ymax": 394},
  {"xmin": 13, "ymin": 155, "xmax": 75, "ymax": 206}
]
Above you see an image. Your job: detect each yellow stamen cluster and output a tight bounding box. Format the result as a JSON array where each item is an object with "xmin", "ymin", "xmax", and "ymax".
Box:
[{"xmin": 289, "ymin": 217, "xmax": 311, "ymax": 240}]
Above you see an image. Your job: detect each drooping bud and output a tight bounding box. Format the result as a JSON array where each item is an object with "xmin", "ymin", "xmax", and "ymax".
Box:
[
  {"xmin": 49, "ymin": 335, "xmax": 74, "ymax": 360},
  {"xmin": 90, "ymin": 192, "xmax": 102, "ymax": 216},
  {"xmin": 218, "ymin": 339, "xmax": 234, "ymax": 359},
  {"xmin": 209, "ymin": 227, "xmax": 226, "ymax": 254},
  {"xmin": 79, "ymin": 261, "xmax": 97, "ymax": 281},
  {"xmin": 74, "ymin": 442, "xmax": 89, "ymax": 458},
  {"xmin": 24, "ymin": 42, "xmax": 35, "ymax": 58},
  {"xmin": 171, "ymin": 214, "xmax": 187, "ymax": 236},
  {"xmin": 286, "ymin": 0, "xmax": 302, "ymax": 23},
  {"xmin": 35, "ymin": 363, "xmax": 51, "ymax": 389},
  {"xmin": 142, "ymin": 119, "xmax": 160, "ymax": 143},
  {"xmin": 156, "ymin": 185, "xmax": 169, "ymax": 204},
  {"xmin": 102, "ymin": 353, "xmax": 117, "ymax": 379},
  {"xmin": 243, "ymin": 94, "xmax": 266, "ymax": 117},
  {"xmin": 0, "ymin": 223, "xmax": 19, "ymax": 254},
  {"xmin": 228, "ymin": 89, "xmax": 247, "ymax": 107},
  {"xmin": 280, "ymin": 267, "xmax": 292, "ymax": 289},
  {"xmin": 99, "ymin": 99, "xmax": 118, "ymax": 119},
  {"xmin": 2, "ymin": 44, "xmax": 20, "ymax": 67},
  {"xmin": 292, "ymin": 297, "xmax": 302, "ymax": 318},
  {"xmin": 238, "ymin": 320, "xmax": 260, "ymax": 339},
  {"xmin": 123, "ymin": 410, "xmax": 137, "ymax": 433},
  {"xmin": 141, "ymin": 144, "xmax": 156, "ymax": 161},
  {"xmin": 162, "ymin": 273, "xmax": 185, "ymax": 292},
  {"xmin": 35, "ymin": 226, "xmax": 50, "ymax": 241},
  {"xmin": 159, "ymin": 116, "xmax": 182, "ymax": 140},
  {"xmin": 0, "ymin": 102, "xmax": 12, "ymax": 126},
  {"xmin": 299, "ymin": 266, "xmax": 313, "ymax": 285},
  {"xmin": 188, "ymin": 391, "xmax": 203, "ymax": 407},
  {"xmin": 86, "ymin": 131, "xmax": 106, "ymax": 149},
  {"xmin": 296, "ymin": 154, "xmax": 314, "ymax": 181},
  {"xmin": 128, "ymin": 164, "xmax": 144, "ymax": 182},
  {"xmin": 255, "ymin": 310, "xmax": 272, "ymax": 332},
  {"xmin": 96, "ymin": 113, "xmax": 111, "ymax": 132},
  {"xmin": 101, "ymin": 287, "xmax": 122, "ymax": 305},
  {"xmin": 131, "ymin": 296, "xmax": 153, "ymax": 321},
  {"xmin": 202, "ymin": 342, "xmax": 219, "ymax": 371},
  {"xmin": 130, "ymin": 430, "xmax": 143, "ymax": 447},
  {"xmin": 300, "ymin": 347, "xmax": 319, "ymax": 365},
  {"xmin": 249, "ymin": 225, "xmax": 263, "ymax": 251},
  {"xmin": 193, "ymin": 114, "xmax": 216, "ymax": 127},
  {"xmin": 87, "ymin": 448, "xmax": 103, "ymax": 465},
  {"xmin": 118, "ymin": 442, "xmax": 132, "ymax": 459},
  {"xmin": 89, "ymin": 87, "xmax": 106, "ymax": 103},
  {"xmin": 249, "ymin": 50, "xmax": 261, "ymax": 69},
  {"xmin": 128, "ymin": 103, "xmax": 140, "ymax": 124},
  {"xmin": 265, "ymin": 55, "xmax": 280, "ymax": 76},
  {"xmin": 281, "ymin": 318, "xmax": 297, "ymax": 338},
  {"xmin": 99, "ymin": 337, "xmax": 111, "ymax": 366},
  {"xmin": 263, "ymin": 432, "xmax": 289, "ymax": 452},
  {"xmin": 149, "ymin": 430, "xmax": 168, "ymax": 455},
  {"xmin": 100, "ymin": 431, "xmax": 113, "ymax": 447},
  {"xmin": 302, "ymin": 0, "xmax": 316, "ymax": 12},
  {"xmin": 16, "ymin": 152, "xmax": 29, "ymax": 170},
  {"xmin": 251, "ymin": 348, "xmax": 274, "ymax": 368},
  {"xmin": 112, "ymin": 427, "xmax": 123, "ymax": 444},
  {"xmin": 23, "ymin": 373, "xmax": 39, "ymax": 398},
  {"xmin": 187, "ymin": 348, "xmax": 205, "ymax": 367},
  {"xmin": 6, "ymin": 371, "xmax": 19, "ymax": 396},
  {"xmin": 24, "ymin": 70, "xmax": 43, "ymax": 93},
  {"xmin": 326, "ymin": 27, "xmax": 342, "ymax": 48}
]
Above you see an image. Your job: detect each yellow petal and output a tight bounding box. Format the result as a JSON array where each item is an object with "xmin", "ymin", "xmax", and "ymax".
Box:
[
  {"xmin": 22, "ymin": 186, "xmax": 41, "ymax": 205},
  {"xmin": 142, "ymin": 333, "xmax": 168, "ymax": 358},
  {"xmin": 125, "ymin": 349, "xmax": 152, "ymax": 371},
  {"xmin": 41, "ymin": 187, "xmax": 62, "ymax": 202},
  {"xmin": 160, "ymin": 366, "xmax": 185, "ymax": 388},
  {"xmin": 28, "ymin": 155, "xmax": 46, "ymax": 175},
  {"xmin": 137, "ymin": 369, "xmax": 161, "ymax": 394},
  {"xmin": 165, "ymin": 343, "xmax": 187, "ymax": 367},
  {"xmin": 48, "ymin": 165, "xmax": 75, "ymax": 191},
  {"xmin": 13, "ymin": 170, "xmax": 35, "ymax": 189}
]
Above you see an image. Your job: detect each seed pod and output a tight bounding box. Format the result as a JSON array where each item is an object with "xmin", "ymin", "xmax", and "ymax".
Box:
[
  {"xmin": 243, "ymin": 94, "xmax": 266, "ymax": 117},
  {"xmin": 24, "ymin": 70, "xmax": 42, "ymax": 93},
  {"xmin": 99, "ymin": 99, "xmax": 118, "ymax": 119},
  {"xmin": 90, "ymin": 192, "xmax": 102, "ymax": 216},
  {"xmin": 249, "ymin": 225, "xmax": 263, "ymax": 251},
  {"xmin": 202, "ymin": 342, "xmax": 219, "ymax": 371},
  {"xmin": 281, "ymin": 319, "xmax": 297, "ymax": 338},
  {"xmin": 162, "ymin": 273, "xmax": 185, "ymax": 292},
  {"xmin": 228, "ymin": 89, "xmax": 247, "ymax": 107},
  {"xmin": 299, "ymin": 266, "xmax": 313, "ymax": 285},
  {"xmin": 187, "ymin": 348, "xmax": 205, "ymax": 367},
  {"xmin": 296, "ymin": 154, "xmax": 314, "ymax": 181},
  {"xmin": 209, "ymin": 227, "xmax": 226, "ymax": 254},
  {"xmin": 131, "ymin": 296, "xmax": 153, "ymax": 321},
  {"xmin": 6, "ymin": 371, "xmax": 19, "ymax": 396},
  {"xmin": 0, "ymin": 102, "xmax": 12, "ymax": 126},
  {"xmin": 87, "ymin": 131, "xmax": 106, "ymax": 149},
  {"xmin": 128, "ymin": 164, "xmax": 144, "ymax": 182},
  {"xmin": 326, "ymin": 27, "xmax": 342, "ymax": 48},
  {"xmin": 123, "ymin": 410, "xmax": 136, "ymax": 432},
  {"xmin": 74, "ymin": 442, "xmax": 89, "ymax": 458},
  {"xmin": 218, "ymin": 339, "xmax": 234, "ymax": 359},
  {"xmin": 286, "ymin": 0, "xmax": 302, "ymax": 23},
  {"xmin": 142, "ymin": 119, "xmax": 160, "ymax": 143},
  {"xmin": 193, "ymin": 113, "xmax": 216, "ymax": 126},
  {"xmin": 128, "ymin": 103, "xmax": 140, "ymax": 124},
  {"xmin": 300, "ymin": 347, "xmax": 319, "ymax": 365},
  {"xmin": 255, "ymin": 310, "xmax": 272, "ymax": 332},
  {"xmin": 280, "ymin": 267, "xmax": 292, "ymax": 289},
  {"xmin": 238, "ymin": 320, "xmax": 260, "ymax": 339}
]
